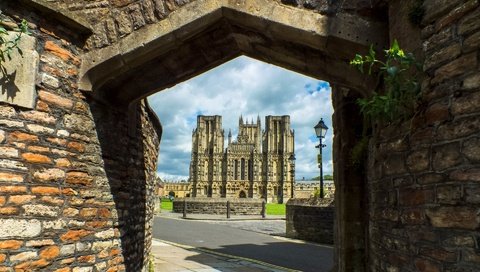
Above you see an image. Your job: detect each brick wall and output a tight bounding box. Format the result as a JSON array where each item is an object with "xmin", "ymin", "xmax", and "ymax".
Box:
[
  {"xmin": 173, "ymin": 198, "xmax": 264, "ymax": 215},
  {"xmin": 368, "ymin": 1, "xmax": 480, "ymax": 271},
  {"xmin": 286, "ymin": 198, "xmax": 334, "ymax": 244}
]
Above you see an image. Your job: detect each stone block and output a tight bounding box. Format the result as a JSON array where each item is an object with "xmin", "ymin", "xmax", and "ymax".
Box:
[
  {"xmin": 432, "ymin": 53, "xmax": 478, "ymax": 85},
  {"xmin": 0, "ymin": 32, "xmax": 38, "ymax": 109},
  {"xmin": 432, "ymin": 142, "xmax": 462, "ymax": 170},
  {"xmin": 0, "ymin": 219, "xmax": 41, "ymax": 238},
  {"xmin": 426, "ymin": 206, "xmax": 480, "ymax": 229},
  {"xmin": 452, "ymin": 91, "xmax": 480, "ymax": 116}
]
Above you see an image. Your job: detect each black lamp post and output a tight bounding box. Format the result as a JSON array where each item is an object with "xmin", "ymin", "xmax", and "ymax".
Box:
[
  {"xmin": 314, "ymin": 118, "xmax": 328, "ymax": 198},
  {"xmin": 288, "ymin": 154, "xmax": 296, "ymax": 199}
]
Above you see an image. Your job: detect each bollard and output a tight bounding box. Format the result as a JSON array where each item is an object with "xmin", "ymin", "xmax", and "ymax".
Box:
[
  {"xmin": 261, "ymin": 200, "xmax": 266, "ymax": 218},
  {"xmin": 183, "ymin": 199, "xmax": 187, "ymax": 219},
  {"xmin": 226, "ymin": 200, "xmax": 230, "ymax": 219}
]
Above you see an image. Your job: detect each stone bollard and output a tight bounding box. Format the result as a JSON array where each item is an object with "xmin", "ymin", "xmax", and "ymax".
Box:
[
  {"xmin": 183, "ymin": 199, "xmax": 187, "ymax": 219},
  {"xmin": 226, "ymin": 200, "xmax": 230, "ymax": 219},
  {"xmin": 261, "ymin": 200, "xmax": 266, "ymax": 218}
]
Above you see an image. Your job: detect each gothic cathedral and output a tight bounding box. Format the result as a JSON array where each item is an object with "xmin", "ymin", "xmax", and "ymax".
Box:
[{"xmin": 189, "ymin": 115, "xmax": 295, "ymax": 203}]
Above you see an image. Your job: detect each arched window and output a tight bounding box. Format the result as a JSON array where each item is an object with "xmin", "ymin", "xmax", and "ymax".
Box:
[
  {"xmin": 241, "ymin": 158, "xmax": 245, "ymax": 180},
  {"xmin": 234, "ymin": 160, "xmax": 238, "ymax": 180}
]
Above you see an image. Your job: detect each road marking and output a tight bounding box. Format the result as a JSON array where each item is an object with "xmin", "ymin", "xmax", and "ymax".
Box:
[{"xmin": 154, "ymin": 238, "xmax": 301, "ymax": 272}]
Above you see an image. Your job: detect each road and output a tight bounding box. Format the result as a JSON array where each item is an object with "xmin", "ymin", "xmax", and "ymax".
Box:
[{"xmin": 153, "ymin": 216, "xmax": 334, "ymax": 272}]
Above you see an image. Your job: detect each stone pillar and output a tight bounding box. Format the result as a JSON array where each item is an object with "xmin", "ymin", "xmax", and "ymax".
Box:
[{"xmin": 332, "ymin": 85, "xmax": 367, "ymax": 271}]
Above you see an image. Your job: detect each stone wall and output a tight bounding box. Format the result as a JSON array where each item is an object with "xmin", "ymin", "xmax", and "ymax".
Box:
[
  {"xmin": 173, "ymin": 198, "xmax": 264, "ymax": 215},
  {"xmin": 286, "ymin": 198, "xmax": 334, "ymax": 244},
  {"xmin": 367, "ymin": 1, "xmax": 480, "ymax": 271}
]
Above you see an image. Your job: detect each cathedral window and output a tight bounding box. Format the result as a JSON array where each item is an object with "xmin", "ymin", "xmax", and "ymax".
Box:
[{"xmin": 241, "ymin": 159, "xmax": 245, "ymax": 180}]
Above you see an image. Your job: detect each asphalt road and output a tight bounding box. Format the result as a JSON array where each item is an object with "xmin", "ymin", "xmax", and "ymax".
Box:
[{"xmin": 153, "ymin": 217, "xmax": 334, "ymax": 272}]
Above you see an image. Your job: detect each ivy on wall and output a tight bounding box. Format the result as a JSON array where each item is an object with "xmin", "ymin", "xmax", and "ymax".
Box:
[{"xmin": 0, "ymin": 17, "xmax": 29, "ymax": 75}]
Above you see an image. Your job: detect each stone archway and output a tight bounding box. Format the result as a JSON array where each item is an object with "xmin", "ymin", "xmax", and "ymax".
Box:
[
  {"xmin": 239, "ymin": 190, "xmax": 247, "ymax": 198},
  {"xmin": 79, "ymin": 1, "xmax": 387, "ymax": 270}
]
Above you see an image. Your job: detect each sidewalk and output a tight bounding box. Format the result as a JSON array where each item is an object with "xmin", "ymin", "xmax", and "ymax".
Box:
[
  {"xmin": 151, "ymin": 239, "xmax": 298, "ymax": 272},
  {"xmin": 157, "ymin": 211, "xmax": 285, "ymax": 221}
]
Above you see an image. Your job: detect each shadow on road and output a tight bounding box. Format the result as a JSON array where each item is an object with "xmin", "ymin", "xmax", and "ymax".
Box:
[{"xmin": 187, "ymin": 241, "xmax": 334, "ymax": 272}]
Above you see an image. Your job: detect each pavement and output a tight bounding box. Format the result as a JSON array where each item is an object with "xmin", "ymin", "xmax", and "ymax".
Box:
[{"xmin": 151, "ymin": 212, "xmax": 300, "ymax": 272}]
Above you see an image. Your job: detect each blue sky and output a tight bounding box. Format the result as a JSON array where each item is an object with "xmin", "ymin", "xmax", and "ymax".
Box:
[{"xmin": 147, "ymin": 56, "xmax": 333, "ymax": 181}]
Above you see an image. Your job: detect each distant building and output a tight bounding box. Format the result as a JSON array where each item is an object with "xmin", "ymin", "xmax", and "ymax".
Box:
[
  {"xmin": 294, "ymin": 179, "xmax": 335, "ymax": 198},
  {"xmin": 189, "ymin": 115, "xmax": 295, "ymax": 203},
  {"xmin": 163, "ymin": 181, "xmax": 191, "ymax": 198}
]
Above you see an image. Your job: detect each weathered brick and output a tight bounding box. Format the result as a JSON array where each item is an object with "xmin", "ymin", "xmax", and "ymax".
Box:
[
  {"xmin": 63, "ymin": 113, "xmax": 95, "ymax": 133},
  {"xmin": 436, "ymin": 185, "xmax": 462, "ymax": 204},
  {"xmin": 464, "ymin": 31, "xmax": 480, "ymax": 52},
  {"xmin": 383, "ymin": 153, "xmax": 406, "ymax": 176},
  {"xmin": 78, "ymin": 254, "xmax": 96, "ymax": 263},
  {"xmin": 432, "ymin": 142, "xmax": 462, "ymax": 170},
  {"xmin": 38, "ymin": 90, "xmax": 74, "ymax": 109},
  {"xmin": 60, "ymin": 230, "xmax": 92, "ymax": 242},
  {"xmin": 19, "ymin": 111, "xmax": 56, "ymax": 124},
  {"xmin": 98, "ymin": 208, "xmax": 111, "ymax": 218},
  {"xmin": 67, "ymin": 141, "xmax": 85, "ymax": 152},
  {"xmin": 8, "ymin": 195, "xmax": 36, "ymax": 205},
  {"xmin": 424, "ymin": 43, "xmax": 461, "ymax": 70},
  {"xmin": 0, "ymin": 240, "xmax": 22, "ymax": 249},
  {"xmin": 66, "ymin": 172, "xmax": 93, "ymax": 186},
  {"xmin": 40, "ymin": 196, "xmax": 64, "ymax": 205},
  {"xmin": 463, "ymin": 73, "xmax": 480, "ymax": 90},
  {"xmin": 0, "ymin": 172, "xmax": 23, "ymax": 182},
  {"xmin": 22, "ymin": 153, "xmax": 53, "ymax": 164},
  {"xmin": 406, "ymin": 149, "xmax": 430, "ymax": 172},
  {"xmin": 437, "ymin": 116, "xmax": 480, "ymax": 140},
  {"xmin": 23, "ymin": 204, "xmax": 59, "ymax": 217},
  {"xmin": 0, "ymin": 186, "xmax": 27, "ymax": 193},
  {"xmin": 465, "ymin": 186, "xmax": 480, "ymax": 203},
  {"xmin": 33, "ymin": 168, "xmax": 65, "ymax": 182},
  {"xmin": 462, "ymin": 137, "xmax": 480, "ymax": 162},
  {"xmin": 14, "ymin": 258, "xmax": 50, "ymax": 270},
  {"xmin": 419, "ymin": 246, "xmax": 457, "ymax": 262},
  {"xmin": 452, "ymin": 91, "xmax": 480, "ymax": 116},
  {"xmin": 0, "ymin": 130, "xmax": 4, "ymax": 144},
  {"xmin": 10, "ymin": 251, "xmax": 37, "ymax": 262},
  {"xmin": 0, "ymin": 147, "xmax": 19, "ymax": 158},
  {"xmin": 426, "ymin": 206, "xmax": 480, "ymax": 229},
  {"xmin": 458, "ymin": 7, "xmax": 480, "ymax": 34},
  {"xmin": 0, "ymin": 254, "xmax": 5, "ymax": 263},
  {"xmin": 79, "ymin": 208, "xmax": 98, "ymax": 218},
  {"xmin": 26, "ymin": 124, "xmax": 55, "ymax": 134},
  {"xmin": 26, "ymin": 239, "xmax": 55, "ymax": 247},
  {"xmin": 400, "ymin": 208, "xmax": 425, "ymax": 225},
  {"xmin": 27, "ymin": 145, "xmax": 50, "ymax": 153},
  {"xmin": 435, "ymin": 0, "xmax": 479, "ymax": 31},
  {"xmin": 63, "ymin": 208, "xmax": 79, "ymax": 217},
  {"xmin": 450, "ymin": 168, "xmax": 480, "ymax": 182},
  {"xmin": 54, "ymin": 268, "xmax": 71, "ymax": 272},
  {"xmin": 463, "ymin": 249, "xmax": 480, "ymax": 262},
  {"xmin": 39, "ymin": 245, "xmax": 60, "ymax": 259},
  {"xmin": 432, "ymin": 53, "xmax": 478, "ymax": 84},
  {"xmin": 31, "ymin": 186, "xmax": 61, "ymax": 195},
  {"xmin": 0, "ymin": 197, "xmax": 5, "ymax": 206},
  {"xmin": 0, "ymin": 105, "xmax": 15, "ymax": 118},
  {"xmin": 400, "ymin": 188, "xmax": 434, "ymax": 206},
  {"xmin": 8, "ymin": 131, "xmax": 38, "ymax": 142},
  {"xmin": 47, "ymin": 137, "xmax": 68, "ymax": 146},
  {"xmin": 36, "ymin": 100, "xmax": 50, "ymax": 112},
  {"xmin": 0, "ymin": 207, "xmax": 18, "ymax": 215},
  {"xmin": 95, "ymin": 229, "xmax": 115, "ymax": 239},
  {"xmin": 423, "ymin": 0, "xmax": 464, "ymax": 23},
  {"xmin": 86, "ymin": 221, "xmax": 108, "ymax": 228},
  {"xmin": 44, "ymin": 41, "xmax": 80, "ymax": 65},
  {"xmin": 414, "ymin": 258, "xmax": 441, "ymax": 272},
  {"xmin": 443, "ymin": 235, "xmax": 476, "ymax": 247},
  {"xmin": 55, "ymin": 158, "xmax": 72, "ymax": 168}
]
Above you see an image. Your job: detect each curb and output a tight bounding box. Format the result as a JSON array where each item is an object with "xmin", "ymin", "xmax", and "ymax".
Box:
[
  {"xmin": 152, "ymin": 238, "xmax": 301, "ymax": 272},
  {"xmin": 155, "ymin": 213, "xmax": 285, "ymax": 221}
]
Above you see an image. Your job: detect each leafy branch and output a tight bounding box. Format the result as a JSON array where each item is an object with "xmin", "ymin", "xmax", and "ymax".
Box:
[
  {"xmin": 350, "ymin": 40, "xmax": 422, "ymax": 123},
  {"xmin": 0, "ymin": 18, "xmax": 30, "ymax": 75}
]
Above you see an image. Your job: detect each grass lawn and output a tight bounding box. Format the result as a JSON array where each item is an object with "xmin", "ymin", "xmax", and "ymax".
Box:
[
  {"xmin": 160, "ymin": 198, "xmax": 173, "ymax": 211},
  {"xmin": 266, "ymin": 203, "xmax": 286, "ymax": 215}
]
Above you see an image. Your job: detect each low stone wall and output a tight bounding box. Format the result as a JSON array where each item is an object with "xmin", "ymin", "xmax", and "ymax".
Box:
[
  {"xmin": 173, "ymin": 198, "xmax": 264, "ymax": 215},
  {"xmin": 286, "ymin": 198, "xmax": 334, "ymax": 244}
]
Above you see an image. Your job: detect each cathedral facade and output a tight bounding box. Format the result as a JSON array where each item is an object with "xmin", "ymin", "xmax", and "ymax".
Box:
[{"xmin": 189, "ymin": 115, "xmax": 295, "ymax": 203}]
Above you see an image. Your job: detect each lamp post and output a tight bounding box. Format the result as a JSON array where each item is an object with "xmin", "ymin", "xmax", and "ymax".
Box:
[
  {"xmin": 288, "ymin": 154, "xmax": 296, "ymax": 199},
  {"xmin": 314, "ymin": 118, "xmax": 328, "ymax": 198}
]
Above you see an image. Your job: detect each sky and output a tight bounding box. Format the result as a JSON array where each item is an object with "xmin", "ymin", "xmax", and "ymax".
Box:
[{"xmin": 147, "ymin": 56, "xmax": 334, "ymax": 182}]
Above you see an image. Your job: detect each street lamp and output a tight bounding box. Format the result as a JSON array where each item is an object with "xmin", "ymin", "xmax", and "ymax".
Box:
[
  {"xmin": 314, "ymin": 118, "xmax": 328, "ymax": 198},
  {"xmin": 288, "ymin": 154, "xmax": 296, "ymax": 199}
]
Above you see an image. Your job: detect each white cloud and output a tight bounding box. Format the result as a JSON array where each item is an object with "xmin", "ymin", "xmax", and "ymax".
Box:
[{"xmin": 148, "ymin": 56, "xmax": 334, "ymax": 181}]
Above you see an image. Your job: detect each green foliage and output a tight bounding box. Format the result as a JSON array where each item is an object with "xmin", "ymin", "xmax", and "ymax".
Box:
[
  {"xmin": 350, "ymin": 40, "xmax": 422, "ymax": 123},
  {"xmin": 350, "ymin": 136, "xmax": 369, "ymax": 170},
  {"xmin": 0, "ymin": 18, "xmax": 29, "ymax": 75},
  {"xmin": 266, "ymin": 203, "xmax": 285, "ymax": 215},
  {"xmin": 408, "ymin": 0, "xmax": 425, "ymax": 26},
  {"xmin": 160, "ymin": 198, "xmax": 173, "ymax": 211},
  {"xmin": 148, "ymin": 255, "xmax": 155, "ymax": 272},
  {"xmin": 311, "ymin": 175, "xmax": 333, "ymax": 181}
]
